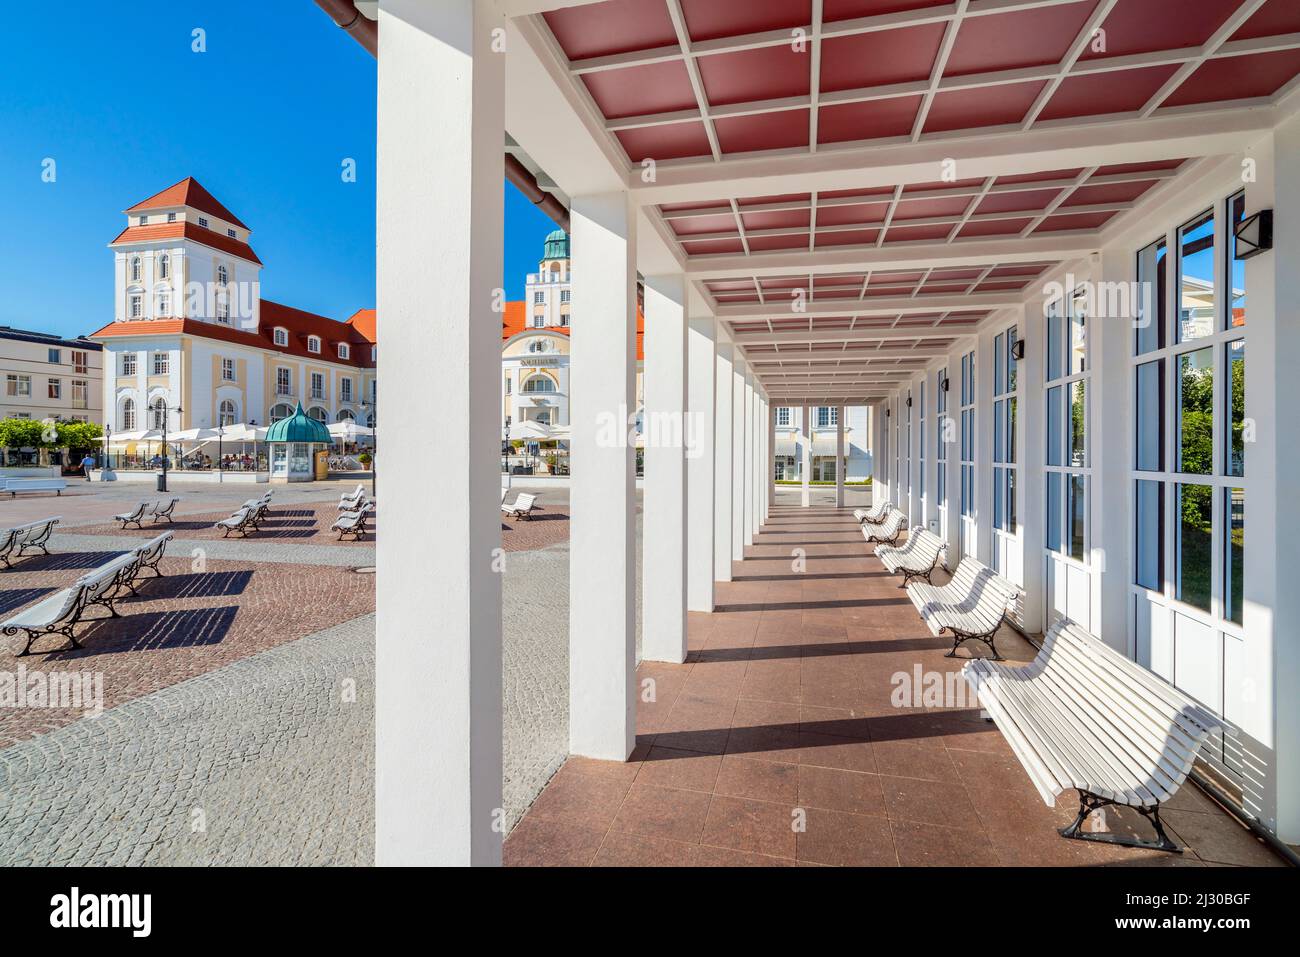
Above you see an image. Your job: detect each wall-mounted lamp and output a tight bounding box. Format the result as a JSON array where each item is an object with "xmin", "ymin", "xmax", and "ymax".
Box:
[
  {"xmin": 1234, "ymin": 209, "xmax": 1273, "ymax": 259},
  {"xmin": 885, "ymin": 407, "xmax": 891, "ymax": 418},
  {"xmin": 940, "ymin": 377, "xmax": 950, "ymax": 393},
  {"xmin": 1010, "ymin": 339, "xmax": 1026, "ymax": 360},
  {"xmin": 906, "ymin": 396, "xmax": 913, "ymax": 408}
]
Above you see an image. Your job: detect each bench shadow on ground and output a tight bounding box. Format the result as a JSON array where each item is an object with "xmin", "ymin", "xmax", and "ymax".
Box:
[
  {"xmin": 133, "ymin": 570, "xmax": 253, "ymax": 600},
  {"xmin": 115, "ymin": 520, "xmax": 212, "ymax": 532},
  {"xmin": 48, "ymin": 605, "xmax": 240, "ymax": 658},
  {"xmin": 3, "ymin": 550, "xmax": 129, "ymax": 572},
  {"xmin": 0, "ymin": 587, "xmax": 55, "ymax": 615}
]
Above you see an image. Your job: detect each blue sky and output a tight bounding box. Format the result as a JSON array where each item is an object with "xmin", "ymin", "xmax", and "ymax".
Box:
[{"xmin": 0, "ymin": 0, "xmax": 557, "ymax": 341}]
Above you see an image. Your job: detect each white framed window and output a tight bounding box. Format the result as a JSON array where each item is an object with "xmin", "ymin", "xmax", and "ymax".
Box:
[
  {"xmin": 311, "ymin": 372, "xmax": 325, "ymax": 399},
  {"xmin": 47, "ymin": 347, "xmax": 60, "ymax": 363},
  {"xmin": 217, "ymin": 264, "xmax": 229, "ymax": 286},
  {"xmin": 560, "ymin": 289, "xmax": 570, "ymax": 303},
  {"xmin": 47, "ymin": 378, "xmax": 61, "ymax": 399},
  {"xmin": 307, "ymin": 406, "xmax": 328, "ymax": 424},
  {"xmin": 936, "ymin": 367, "xmax": 949, "ymax": 534},
  {"xmin": 166, "ymin": 212, "xmax": 176, "ymax": 223},
  {"xmin": 269, "ymin": 402, "xmax": 292, "ymax": 423},
  {"xmin": 216, "ymin": 297, "xmax": 230, "ymax": 324},
  {"xmin": 158, "ymin": 254, "xmax": 170, "ymax": 279},
  {"xmin": 121, "ymin": 353, "xmax": 136, "ymax": 376},
  {"xmin": 122, "ymin": 397, "xmax": 136, "ymax": 430},
  {"xmin": 130, "ymin": 295, "xmax": 143, "ymax": 318},
  {"xmin": 533, "ymin": 291, "xmax": 545, "ymax": 304},
  {"xmin": 151, "ymin": 398, "xmax": 167, "ymax": 429},
  {"xmin": 227, "ymin": 228, "xmax": 237, "ymax": 238},
  {"xmin": 522, "ymin": 375, "xmax": 556, "ymax": 394},
  {"xmin": 307, "ymin": 335, "xmax": 321, "ymax": 354},
  {"xmin": 152, "ymin": 351, "xmax": 169, "ymax": 375},
  {"xmin": 776, "ymin": 406, "xmax": 791, "ymax": 427},
  {"xmin": 341, "ymin": 378, "xmax": 353, "ymax": 402},
  {"xmin": 71, "ymin": 380, "xmax": 87, "ymax": 410},
  {"xmin": 338, "ymin": 343, "xmax": 350, "ymax": 360},
  {"xmin": 221, "ymin": 358, "xmax": 235, "ymax": 381},
  {"xmin": 157, "ymin": 290, "xmax": 171, "ymax": 316},
  {"xmin": 992, "ymin": 325, "xmax": 1019, "ymax": 536},
  {"xmin": 370, "ymin": 345, "xmax": 377, "ymax": 362},
  {"xmin": 219, "ymin": 399, "xmax": 237, "ymax": 426},
  {"xmin": 130, "ymin": 257, "xmax": 142, "ymax": 282},
  {"xmin": 960, "ymin": 350, "xmax": 977, "ymax": 557},
  {"xmin": 198, "ymin": 216, "xmax": 208, "ymax": 228},
  {"xmin": 276, "ymin": 367, "xmax": 292, "ymax": 396},
  {"xmin": 273, "ymin": 327, "xmax": 289, "ymax": 347},
  {"xmin": 1044, "ymin": 288, "xmax": 1090, "ymax": 567},
  {"xmin": 337, "ymin": 408, "xmax": 355, "ymax": 422},
  {"xmin": 532, "ymin": 316, "xmax": 545, "ymax": 328},
  {"xmin": 816, "ymin": 406, "xmax": 838, "ymax": 428}
]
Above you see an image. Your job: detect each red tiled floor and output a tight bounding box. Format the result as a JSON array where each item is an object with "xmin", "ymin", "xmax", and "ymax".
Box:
[{"xmin": 505, "ymin": 503, "xmax": 1284, "ymax": 867}]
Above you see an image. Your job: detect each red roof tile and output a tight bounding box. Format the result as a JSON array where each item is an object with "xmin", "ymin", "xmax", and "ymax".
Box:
[
  {"xmin": 501, "ymin": 301, "xmax": 644, "ymax": 360},
  {"xmin": 109, "ymin": 221, "xmax": 263, "ymax": 265},
  {"xmin": 126, "ymin": 177, "xmax": 249, "ymax": 229}
]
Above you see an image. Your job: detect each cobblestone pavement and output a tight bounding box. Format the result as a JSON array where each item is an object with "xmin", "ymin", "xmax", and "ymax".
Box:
[
  {"xmin": 0, "ymin": 615, "xmax": 375, "ymax": 866},
  {"xmin": 0, "ymin": 554, "xmax": 375, "ymax": 748},
  {"xmin": 73, "ymin": 501, "xmax": 374, "ymax": 547},
  {"xmin": 501, "ymin": 504, "xmax": 570, "ymax": 552},
  {"xmin": 45, "ymin": 532, "xmax": 374, "ymax": 568}
]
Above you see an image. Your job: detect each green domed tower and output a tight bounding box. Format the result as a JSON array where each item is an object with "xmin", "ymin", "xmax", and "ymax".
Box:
[{"xmin": 542, "ymin": 229, "xmax": 569, "ymax": 261}]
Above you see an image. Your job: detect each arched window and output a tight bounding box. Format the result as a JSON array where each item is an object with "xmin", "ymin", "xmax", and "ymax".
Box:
[
  {"xmin": 269, "ymin": 403, "xmax": 293, "ymax": 423},
  {"xmin": 522, "ymin": 375, "xmax": 556, "ymax": 394},
  {"xmin": 122, "ymin": 397, "xmax": 136, "ymax": 431},
  {"xmin": 218, "ymin": 400, "xmax": 237, "ymax": 427},
  {"xmin": 151, "ymin": 398, "xmax": 167, "ymax": 429},
  {"xmin": 307, "ymin": 335, "xmax": 321, "ymax": 354},
  {"xmin": 130, "ymin": 257, "xmax": 142, "ymax": 282},
  {"xmin": 158, "ymin": 254, "xmax": 169, "ymax": 279},
  {"xmin": 307, "ymin": 406, "xmax": 328, "ymax": 423},
  {"xmin": 273, "ymin": 327, "xmax": 288, "ymax": 347},
  {"xmin": 336, "ymin": 408, "xmax": 355, "ymax": 422},
  {"xmin": 217, "ymin": 264, "xmax": 228, "ymax": 286},
  {"xmin": 365, "ymin": 413, "xmax": 375, "ymax": 428}
]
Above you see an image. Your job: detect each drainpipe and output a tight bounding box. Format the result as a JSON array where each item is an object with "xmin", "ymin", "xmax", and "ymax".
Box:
[{"xmin": 312, "ymin": 0, "xmax": 571, "ymax": 232}]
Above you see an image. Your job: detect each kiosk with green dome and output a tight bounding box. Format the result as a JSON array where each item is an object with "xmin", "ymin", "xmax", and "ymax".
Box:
[{"xmin": 265, "ymin": 402, "xmax": 333, "ymax": 482}]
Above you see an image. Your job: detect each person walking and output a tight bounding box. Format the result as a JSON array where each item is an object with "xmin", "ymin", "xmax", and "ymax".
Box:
[{"xmin": 80, "ymin": 452, "xmax": 96, "ymax": 481}]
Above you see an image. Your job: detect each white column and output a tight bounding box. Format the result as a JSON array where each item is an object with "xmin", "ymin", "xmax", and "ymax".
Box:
[
  {"xmin": 713, "ymin": 340, "xmax": 734, "ymax": 583},
  {"xmin": 754, "ymin": 394, "xmax": 766, "ymax": 531},
  {"xmin": 732, "ymin": 358, "xmax": 747, "ymax": 559},
  {"xmin": 835, "ymin": 404, "xmax": 845, "ymax": 508},
  {"xmin": 1018, "ymin": 304, "xmax": 1045, "ymax": 628},
  {"xmin": 767, "ymin": 401, "xmax": 776, "ymax": 513},
  {"xmin": 686, "ymin": 317, "xmax": 715, "ymax": 612},
  {"xmin": 642, "ymin": 275, "xmax": 688, "ymax": 663},
  {"xmin": 800, "ymin": 403, "xmax": 812, "ymax": 507},
  {"xmin": 569, "ymin": 191, "xmax": 636, "ymax": 761},
  {"xmin": 743, "ymin": 373, "xmax": 755, "ymax": 546},
  {"xmin": 375, "ymin": 0, "xmax": 503, "ymax": 867}
]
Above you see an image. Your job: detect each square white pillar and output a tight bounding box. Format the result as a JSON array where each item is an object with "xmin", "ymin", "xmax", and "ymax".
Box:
[
  {"xmin": 754, "ymin": 394, "xmax": 766, "ymax": 532},
  {"xmin": 569, "ymin": 191, "xmax": 637, "ymax": 761},
  {"xmin": 767, "ymin": 400, "xmax": 776, "ymax": 512},
  {"xmin": 800, "ymin": 403, "xmax": 812, "ymax": 507},
  {"xmin": 732, "ymin": 358, "xmax": 747, "ymax": 560},
  {"xmin": 835, "ymin": 405, "xmax": 845, "ymax": 508},
  {"xmin": 375, "ymin": 0, "xmax": 503, "ymax": 867},
  {"xmin": 687, "ymin": 317, "xmax": 715, "ymax": 611},
  {"xmin": 713, "ymin": 340, "xmax": 734, "ymax": 582},
  {"xmin": 743, "ymin": 373, "xmax": 755, "ymax": 547},
  {"xmin": 642, "ymin": 275, "xmax": 688, "ymax": 663}
]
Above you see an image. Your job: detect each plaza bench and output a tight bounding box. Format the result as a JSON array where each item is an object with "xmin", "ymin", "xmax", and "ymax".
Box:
[
  {"xmin": 331, "ymin": 504, "xmax": 372, "ymax": 541},
  {"xmin": 151, "ymin": 497, "xmax": 180, "ymax": 523},
  {"xmin": 339, "ymin": 484, "xmax": 366, "ymax": 507},
  {"xmin": 853, "ymin": 500, "xmax": 891, "ymax": 524},
  {"xmin": 907, "ymin": 556, "xmax": 1018, "ymax": 659},
  {"xmin": 240, "ymin": 492, "xmax": 273, "ymax": 527},
  {"xmin": 338, "ymin": 492, "xmax": 371, "ymax": 514},
  {"xmin": 0, "ymin": 517, "xmax": 60, "ymax": 567},
  {"xmin": 114, "ymin": 502, "xmax": 151, "ymax": 529},
  {"xmin": 216, "ymin": 505, "xmax": 258, "ymax": 538},
  {"xmin": 501, "ymin": 492, "xmax": 538, "ymax": 521},
  {"xmin": 860, "ymin": 508, "xmax": 906, "ymax": 546},
  {"xmin": 2, "ymin": 477, "xmax": 67, "ymax": 498},
  {"xmin": 962, "ymin": 617, "xmax": 1227, "ymax": 852},
  {"xmin": 876, "ymin": 526, "xmax": 946, "ymax": 585}
]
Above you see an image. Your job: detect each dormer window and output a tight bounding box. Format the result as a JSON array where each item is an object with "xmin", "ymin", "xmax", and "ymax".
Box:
[
  {"xmin": 338, "ymin": 343, "xmax": 350, "ymax": 360},
  {"xmin": 273, "ymin": 327, "xmax": 289, "ymax": 347},
  {"xmin": 307, "ymin": 335, "xmax": 321, "ymax": 354},
  {"xmin": 137, "ymin": 215, "xmax": 147, "ymax": 226},
  {"xmin": 198, "ymin": 216, "xmax": 209, "ymax": 228},
  {"xmin": 167, "ymin": 212, "xmax": 176, "ymax": 223},
  {"xmin": 227, "ymin": 228, "xmax": 237, "ymax": 238}
]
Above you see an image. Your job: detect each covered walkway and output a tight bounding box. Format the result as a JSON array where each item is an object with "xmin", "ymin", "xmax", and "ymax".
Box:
[{"xmin": 502, "ymin": 499, "xmax": 1277, "ymax": 866}]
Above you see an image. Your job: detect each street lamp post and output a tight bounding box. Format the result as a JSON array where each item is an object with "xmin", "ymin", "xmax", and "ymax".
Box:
[
  {"xmin": 158, "ymin": 402, "xmax": 183, "ymax": 492},
  {"xmin": 361, "ymin": 392, "xmax": 376, "ymax": 501},
  {"xmin": 217, "ymin": 422, "xmax": 225, "ymax": 482}
]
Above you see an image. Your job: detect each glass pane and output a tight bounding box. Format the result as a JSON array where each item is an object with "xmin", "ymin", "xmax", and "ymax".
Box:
[
  {"xmin": 994, "ymin": 467, "xmax": 1004, "ymax": 529},
  {"xmin": 1047, "ymin": 472, "xmax": 1062, "ymax": 553},
  {"xmin": 1069, "ymin": 473, "xmax": 1086, "ymax": 562},
  {"xmin": 1069, "ymin": 294, "xmax": 1087, "ymax": 374},
  {"xmin": 937, "ymin": 460, "xmax": 945, "ymax": 505},
  {"xmin": 1046, "ymin": 303, "xmax": 1063, "ymax": 381},
  {"xmin": 1177, "ymin": 347, "xmax": 1213, "ymax": 474},
  {"xmin": 1135, "ymin": 359, "xmax": 1163, "ymax": 471},
  {"xmin": 1046, "ymin": 386, "xmax": 1063, "ymax": 467},
  {"xmin": 961, "ymin": 353, "xmax": 970, "ymax": 405},
  {"xmin": 1136, "ymin": 238, "xmax": 1167, "ymax": 355},
  {"xmin": 1177, "ymin": 210, "xmax": 1215, "ymax": 343},
  {"xmin": 1225, "ymin": 487, "xmax": 1244, "ymax": 626},
  {"xmin": 1227, "ymin": 339, "xmax": 1245, "ymax": 478},
  {"xmin": 1069, "ymin": 380, "xmax": 1086, "ymax": 467},
  {"xmin": 1007, "ymin": 324, "xmax": 1018, "ymax": 393},
  {"xmin": 1007, "ymin": 396, "xmax": 1017, "ymax": 465},
  {"xmin": 1227, "ymin": 191, "xmax": 1247, "ymax": 330},
  {"xmin": 968, "ymin": 351, "xmax": 974, "ymax": 403},
  {"xmin": 994, "ymin": 333, "xmax": 1005, "ymax": 395},
  {"xmin": 993, "ymin": 398, "xmax": 1005, "ymax": 463},
  {"xmin": 1007, "ymin": 467, "xmax": 1016, "ymax": 532},
  {"xmin": 1176, "ymin": 483, "xmax": 1213, "ymax": 612},
  {"xmin": 1135, "ymin": 480, "xmax": 1163, "ymax": 591}
]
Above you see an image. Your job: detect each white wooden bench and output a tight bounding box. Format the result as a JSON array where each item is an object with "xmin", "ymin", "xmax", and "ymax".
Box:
[
  {"xmin": 962, "ymin": 617, "xmax": 1226, "ymax": 852},
  {"xmin": 151, "ymin": 497, "xmax": 180, "ymax": 523},
  {"xmin": 907, "ymin": 557, "xmax": 1018, "ymax": 659},
  {"xmin": 215, "ymin": 505, "xmax": 257, "ymax": 538},
  {"xmin": 0, "ymin": 517, "xmax": 60, "ymax": 567},
  {"xmin": 853, "ymin": 500, "xmax": 890, "ymax": 524},
  {"xmin": 339, "ymin": 484, "xmax": 365, "ymax": 507},
  {"xmin": 338, "ymin": 493, "xmax": 371, "ymax": 514},
  {"xmin": 240, "ymin": 493, "xmax": 273, "ymax": 526},
  {"xmin": 876, "ymin": 526, "xmax": 946, "ymax": 585},
  {"xmin": 3, "ymin": 477, "xmax": 67, "ymax": 498},
  {"xmin": 114, "ymin": 502, "xmax": 151, "ymax": 529},
  {"xmin": 2, "ymin": 559, "xmax": 122, "ymax": 656},
  {"xmin": 860, "ymin": 508, "xmax": 906, "ymax": 546},
  {"xmin": 330, "ymin": 504, "xmax": 372, "ymax": 541},
  {"xmin": 502, "ymin": 492, "xmax": 538, "ymax": 521}
]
